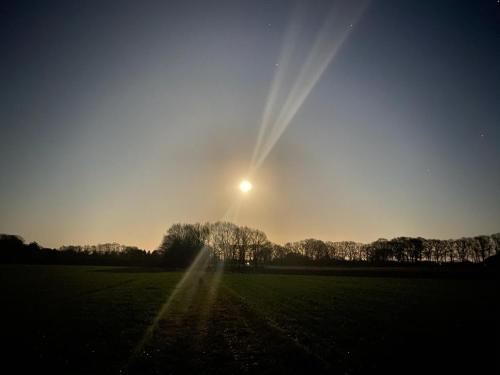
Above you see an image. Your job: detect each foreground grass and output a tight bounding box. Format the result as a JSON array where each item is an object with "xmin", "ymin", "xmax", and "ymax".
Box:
[
  {"xmin": 0, "ymin": 265, "xmax": 182, "ymax": 373},
  {"xmin": 0, "ymin": 265, "xmax": 497, "ymax": 373},
  {"xmin": 223, "ymin": 273, "xmax": 499, "ymax": 373}
]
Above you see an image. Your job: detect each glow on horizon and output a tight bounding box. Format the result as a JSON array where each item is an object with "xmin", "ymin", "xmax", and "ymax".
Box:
[{"xmin": 1, "ymin": 0, "xmax": 499, "ymax": 251}]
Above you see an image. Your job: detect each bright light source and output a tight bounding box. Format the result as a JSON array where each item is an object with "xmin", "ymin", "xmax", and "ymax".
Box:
[{"xmin": 239, "ymin": 179, "xmax": 252, "ymax": 193}]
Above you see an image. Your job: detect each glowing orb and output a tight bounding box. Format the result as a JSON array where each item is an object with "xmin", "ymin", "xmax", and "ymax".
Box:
[{"xmin": 239, "ymin": 180, "xmax": 252, "ymax": 193}]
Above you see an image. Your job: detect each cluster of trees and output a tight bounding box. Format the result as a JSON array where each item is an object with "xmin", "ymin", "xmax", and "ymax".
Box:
[
  {"xmin": 156, "ymin": 222, "xmax": 500, "ymax": 267},
  {"xmin": 360, "ymin": 236, "xmax": 499, "ymax": 264},
  {"xmin": 157, "ymin": 222, "xmax": 270, "ymax": 268},
  {"xmin": 0, "ymin": 234, "xmax": 156, "ymax": 266},
  {"xmin": 1, "ymin": 225, "xmax": 499, "ymax": 267},
  {"xmin": 276, "ymin": 235, "xmax": 500, "ymax": 265}
]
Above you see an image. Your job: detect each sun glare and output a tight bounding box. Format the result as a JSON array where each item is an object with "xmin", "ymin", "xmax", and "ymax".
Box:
[{"xmin": 239, "ymin": 179, "xmax": 252, "ymax": 193}]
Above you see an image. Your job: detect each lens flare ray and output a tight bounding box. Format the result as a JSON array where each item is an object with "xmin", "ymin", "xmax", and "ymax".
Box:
[
  {"xmin": 250, "ymin": 6, "xmax": 302, "ymax": 169},
  {"xmin": 128, "ymin": 2, "xmax": 369, "ymax": 368},
  {"xmin": 250, "ymin": 0, "xmax": 369, "ymax": 174}
]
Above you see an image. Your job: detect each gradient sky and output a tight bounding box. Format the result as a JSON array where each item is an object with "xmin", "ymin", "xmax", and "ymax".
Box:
[{"xmin": 1, "ymin": 0, "xmax": 499, "ymax": 250}]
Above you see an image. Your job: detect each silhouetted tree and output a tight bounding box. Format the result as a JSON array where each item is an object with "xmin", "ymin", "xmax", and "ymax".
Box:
[{"xmin": 158, "ymin": 223, "xmax": 208, "ymax": 267}]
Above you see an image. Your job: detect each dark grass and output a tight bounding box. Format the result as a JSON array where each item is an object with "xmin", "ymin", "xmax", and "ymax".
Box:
[
  {"xmin": 0, "ymin": 265, "xmax": 182, "ymax": 374},
  {"xmin": 260, "ymin": 264, "xmax": 498, "ymax": 279},
  {"xmin": 223, "ymin": 273, "xmax": 500, "ymax": 373},
  {"xmin": 0, "ymin": 265, "xmax": 498, "ymax": 374}
]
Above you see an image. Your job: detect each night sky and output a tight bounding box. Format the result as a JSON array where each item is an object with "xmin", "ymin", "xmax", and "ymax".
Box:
[{"xmin": 1, "ymin": 0, "xmax": 499, "ymax": 250}]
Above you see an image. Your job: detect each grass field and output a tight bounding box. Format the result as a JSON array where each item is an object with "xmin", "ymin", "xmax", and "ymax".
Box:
[{"xmin": 0, "ymin": 265, "xmax": 498, "ymax": 374}]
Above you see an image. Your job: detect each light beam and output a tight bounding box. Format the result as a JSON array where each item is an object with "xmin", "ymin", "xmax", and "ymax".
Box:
[{"xmin": 250, "ymin": 0, "xmax": 369, "ymax": 174}]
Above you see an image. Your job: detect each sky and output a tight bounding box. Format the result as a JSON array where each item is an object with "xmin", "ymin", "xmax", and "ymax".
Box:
[{"xmin": 1, "ymin": 0, "xmax": 499, "ymax": 250}]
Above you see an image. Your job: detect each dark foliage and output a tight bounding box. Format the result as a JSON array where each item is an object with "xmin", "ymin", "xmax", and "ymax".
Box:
[
  {"xmin": 1, "ymin": 226, "xmax": 499, "ymax": 268},
  {"xmin": 0, "ymin": 234, "xmax": 159, "ymax": 266},
  {"xmin": 157, "ymin": 223, "xmax": 206, "ymax": 267}
]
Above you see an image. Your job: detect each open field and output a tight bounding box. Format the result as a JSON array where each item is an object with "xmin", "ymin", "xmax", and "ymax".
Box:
[{"xmin": 0, "ymin": 265, "xmax": 498, "ymax": 373}]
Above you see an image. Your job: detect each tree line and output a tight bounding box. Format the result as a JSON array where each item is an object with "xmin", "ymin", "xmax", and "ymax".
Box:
[
  {"xmin": 1, "ymin": 223, "xmax": 499, "ymax": 267},
  {"xmin": 0, "ymin": 234, "xmax": 157, "ymax": 266},
  {"xmin": 156, "ymin": 222, "xmax": 500, "ymax": 267}
]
